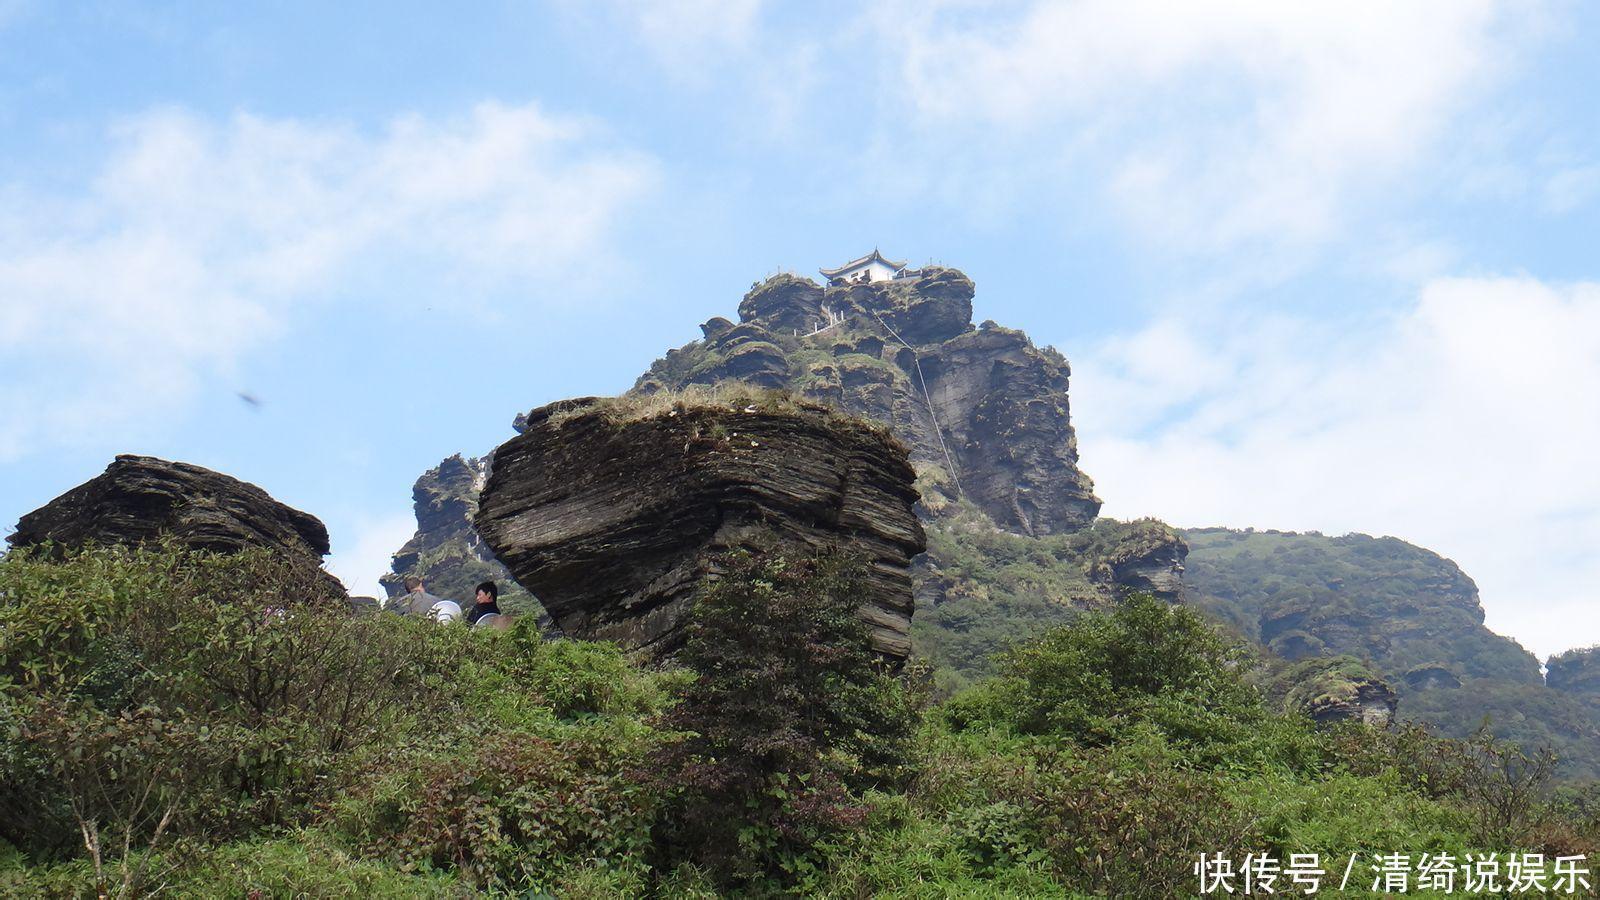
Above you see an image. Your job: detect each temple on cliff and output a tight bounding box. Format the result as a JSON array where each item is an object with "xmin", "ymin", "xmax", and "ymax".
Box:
[{"xmin": 819, "ymin": 249, "xmax": 921, "ymax": 286}]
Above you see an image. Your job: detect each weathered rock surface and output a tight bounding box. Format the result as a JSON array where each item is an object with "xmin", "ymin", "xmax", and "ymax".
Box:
[
  {"xmin": 1305, "ymin": 678, "xmax": 1399, "ymax": 727},
  {"xmin": 475, "ymin": 396, "xmax": 926, "ymax": 661},
  {"xmin": 1547, "ymin": 647, "xmax": 1600, "ymax": 697},
  {"xmin": 635, "ymin": 268, "xmax": 1101, "ymax": 535},
  {"xmin": 1089, "ymin": 520, "xmax": 1187, "ymax": 603},
  {"xmin": 1279, "ymin": 656, "xmax": 1399, "ymax": 727},
  {"xmin": 9, "ymin": 455, "xmax": 330, "ymax": 561}
]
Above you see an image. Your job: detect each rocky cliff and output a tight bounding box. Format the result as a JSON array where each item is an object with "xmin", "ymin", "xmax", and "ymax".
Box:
[
  {"xmin": 385, "ymin": 261, "xmax": 1182, "ymax": 674},
  {"xmin": 1180, "ymin": 528, "xmax": 1542, "ymax": 686},
  {"xmin": 475, "ymin": 392, "xmax": 925, "ymax": 661},
  {"xmin": 1180, "ymin": 527, "xmax": 1600, "ymax": 779},
  {"xmin": 634, "ymin": 270, "xmax": 1101, "ymax": 536}
]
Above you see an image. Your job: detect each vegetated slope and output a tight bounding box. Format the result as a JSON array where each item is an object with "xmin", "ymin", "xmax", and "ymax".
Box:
[
  {"xmin": 914, "ymin": 507, "xmax": 1183, "ymax": 689},
  {"xmin": 12, "ymin": 544, "xmax": 1598, "ymax": 897},
  {"xmin": 1182, "ymin": 527, "xmax": 1600, "ymax": 780}
]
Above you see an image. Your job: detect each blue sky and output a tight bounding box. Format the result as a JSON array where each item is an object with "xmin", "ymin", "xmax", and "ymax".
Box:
[{"xmin": 3, "ymin": 1, "xmax": 1598, "ymax": 658}]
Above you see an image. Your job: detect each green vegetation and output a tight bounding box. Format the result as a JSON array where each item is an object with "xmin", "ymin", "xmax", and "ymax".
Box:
[
  {"xmin": 546, "ymin": 384, "xmax": 899, "ymax": 445},
  {"xmin": 3, "ymin": 544, "xmax": 1597, "ymax": 897},
  {"xmin": 912, "ymin": 508, "xmax": 1181, "ymax": 692},
  {"xmin": 1182, "ymin": 527, "xmax": 1600, "ymax": 781}
]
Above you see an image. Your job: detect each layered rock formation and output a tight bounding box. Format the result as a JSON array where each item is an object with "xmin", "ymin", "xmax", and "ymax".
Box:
[
  {"xmin": 380, "ymin": 454, "xmax": 543, "ymax": 617},
  {"xmin": 8, "ymin": 454, "xmax": 343, "ymax": 598},
  {"xmin": 10, "ymin": 455, "xmax": 330, "ymax": 561},
  {"xmin": 634, "ymin": 269, "xmax": 1100, "ymax": 536},
  {"xmin": 475, "ymin": 394, "xmax": 926, "ymax": 661}
]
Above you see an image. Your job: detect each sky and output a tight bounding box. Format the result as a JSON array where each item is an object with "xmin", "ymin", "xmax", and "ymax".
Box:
[{"xmin": 2, "ymin": 1, "xmax": 1597, "ymax": 660}]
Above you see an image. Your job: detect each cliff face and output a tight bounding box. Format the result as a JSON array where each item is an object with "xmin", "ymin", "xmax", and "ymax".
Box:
[
  {"xmin": 1177, "ymin": 527, "xmax": 1600, "ymax": 778},
  {"xmin": 634, "ymin": 270, "xmax": 1101, "ymax": 536},
  {"xmin": 385, "ymin": 262, "xmax": 1178, "ymax": 679},
  {"xmin": 475, "ymin": 393, "xmax": 925, "ymax": 661},
  {"xmin": 1181, "ymin": 528, "xmax": 1542, "ymax": 687}
]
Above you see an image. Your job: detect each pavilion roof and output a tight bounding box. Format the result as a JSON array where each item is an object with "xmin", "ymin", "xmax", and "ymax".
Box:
[{"xmin": 818, "ymin": 248, "xmax": 909, "ymax": 278}]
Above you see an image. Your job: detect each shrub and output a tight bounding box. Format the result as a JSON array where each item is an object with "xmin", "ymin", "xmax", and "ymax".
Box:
[
  {"xmin": 944, "ymin": 594, "xmax": 1315, "ymax": 773},
  {"xmin": 365, "ymin": 726, "xmax": 658, "ymax": 892},
  {"xmin": 902, "ymin": 726, "xmax": 1260, "ymax": 897},
  {"xmin": 1025, "ymin": 735, "xmax": 1262, "ymax": 896},
  {"xmin": 506, "ymin": 630, "xmax": 668, "ymax": 720},
  {"xmin": 0, "ymin": 543, "xmax": 461, "ymax": 852}
]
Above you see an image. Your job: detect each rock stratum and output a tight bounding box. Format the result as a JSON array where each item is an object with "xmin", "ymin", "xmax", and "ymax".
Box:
[
  {"xmin": 475, "ymin": 394, "xmax": 926, "ymax": 661},
  {"xmin": 10, "ymin": 454, "xmax": 330, "ymax": 561}
]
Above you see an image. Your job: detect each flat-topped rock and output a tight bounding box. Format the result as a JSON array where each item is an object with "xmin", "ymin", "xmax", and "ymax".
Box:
[
  {"xmin": 9, "ymin": 454, "xmax": 330, "ymax": 561},
  {"xmin": 475, "ymin": 393, "xmax": 926, "ymax": 661}
]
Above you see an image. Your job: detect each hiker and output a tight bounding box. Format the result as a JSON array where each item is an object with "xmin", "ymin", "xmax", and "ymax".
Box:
[
  {"xmin": 467, "ymin": 580, "xmax": 503, "ymax": 628},
  {"xmin": 391, "ymin": 575, "xmax": 445, "ymax": 617}
]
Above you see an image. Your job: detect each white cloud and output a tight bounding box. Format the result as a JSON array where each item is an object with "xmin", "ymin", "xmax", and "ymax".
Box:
[
  {"xmin": 564, "ymin": 0, "xmax": 766, "ymax": 82},
  {"xmin": 1074, "ymin": 275, "xmax": 1600, "ymax": 659},
  {"xmin": 0, "ymin": 102, "xmax": 656, "ymax": 461},
  {"xmin": 882, "ymin": 0, "xmax": 1532, "ymax": 251},
  {"xmin": 325, "ymin": 511, "xmax": 418, "ymax": 601},
  {"xmin": 1543, "ymin": 163, "xmax": 1600, "ymax": 214}
]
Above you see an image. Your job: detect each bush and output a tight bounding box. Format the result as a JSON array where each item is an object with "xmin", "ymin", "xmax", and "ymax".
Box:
[
  {"xmin": 944, "ymin": 594, "xmax": 1319, "ymax": 774},
  {"xmin": 1025, "ymin": 735, "xmax": 1262, "ymax": 896},
  {"xmin": 356, "ymin": 726, "xmax": 659, "ymax": 891},
  {"xmin": 506, "ymin": 630, "xmax": 669, "ymax": 720},
  {"xmin": 0, "ymin": 543, "xmax": 459, "ymax": 853}
]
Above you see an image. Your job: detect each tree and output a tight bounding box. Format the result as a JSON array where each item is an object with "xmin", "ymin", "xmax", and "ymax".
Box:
[{"xmin": 652, "ymin": 548, "xmax": 914, "ymax": 889}]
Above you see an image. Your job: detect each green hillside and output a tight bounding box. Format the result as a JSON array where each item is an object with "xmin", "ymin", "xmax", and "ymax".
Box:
[{"xmin": 1182, "ymin": 528, "xmax": 1600, "ymax": 781}]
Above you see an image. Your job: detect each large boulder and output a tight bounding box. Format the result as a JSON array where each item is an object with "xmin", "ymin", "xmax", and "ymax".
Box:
[
  {"xmin": 9, "ymin": 454, "xmax": 330, "ymax": 561},
  {"xmin": 475, "ymin": 393, "xmax": 926, "ymax": 661}
]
